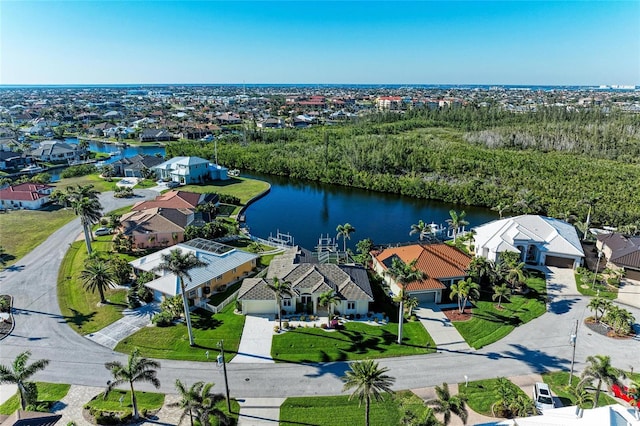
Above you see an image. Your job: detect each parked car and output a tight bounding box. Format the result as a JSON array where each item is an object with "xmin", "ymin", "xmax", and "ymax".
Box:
[
  {"xmin": 166, "ymin": 181, "xmax": 180, "ymax": 188},
  {"xmin": 612, "ymin": 383, "xmax": 638, "ymax": 404},
  {"xmin": 533, "ymin": 382, "xmax": 555, "ymax": 413},
  {"xmin": 94, "ymin": 227, "xmax": 112, "ymax": 236}
]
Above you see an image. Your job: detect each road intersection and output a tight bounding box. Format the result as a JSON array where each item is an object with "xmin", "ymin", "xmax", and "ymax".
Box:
[{"xmin": 1, "ymin": 191, "xmax": 638, "ymax": 399}]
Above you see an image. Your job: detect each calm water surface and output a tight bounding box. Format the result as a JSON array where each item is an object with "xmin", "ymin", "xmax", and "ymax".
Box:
[{"xmin": 243, "ymin": 172, "xmax": 499, "ymax": 250}]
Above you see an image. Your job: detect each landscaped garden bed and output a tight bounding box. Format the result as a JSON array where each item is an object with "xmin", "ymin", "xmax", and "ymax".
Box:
[
  {"xmin": 84, "ymin": 389, "xmax": 164, "ymax": 425},
  {"xmin": 0, "ymin": 294, "xmax": 13, "ymax": 340}
]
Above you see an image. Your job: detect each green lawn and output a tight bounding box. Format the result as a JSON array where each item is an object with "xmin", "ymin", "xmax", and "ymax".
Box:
[
  {"xmin": 574, "ymin": 272, "xmax": 618, "ymax": 299},
  {"xmin": 85, "ymin": 389, "xmax": 164, "ymax": 419},
  {"xmin": 453, "ymin": 272, "xmax": 547, "ymax": 349},
  {"xmin": 0, "ymin": 382, "xmax": 71, "ymax": 415},
  {"xmin": 53, "ymin": 174, "xmax": 115, "ymax": 192},
  {"xmin": 182, "ymin": 176, "xmax": 270, "ymax": 204},
  {"xmin": 457, "ymin": 378, "xmax": 528, "ymax": 417},
  {"xmin": 0, "ymin": 206, "xmax": 75, "ymax": 267},
  {"xmin": 271, "ymin": 320, "xmax": 435, "ymax": 363},
  {"xmin": 280, "ymin": 391, "xmax": 423, "ymax": 426},
  {"xmin": 57, "ymin": 240, "xmax": 129, "ymax": 334},
  {"xmin": 115, "ymin": 304, "xmax": 245, "ymax": 362},
  {"xmin": 542, "ymin": 371, "xmax": 620, "ymax": 408}
]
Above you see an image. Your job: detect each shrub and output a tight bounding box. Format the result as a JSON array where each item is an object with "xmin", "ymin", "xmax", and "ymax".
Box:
[
  {"xmin": 321, "ymin": 323, "xmax": 328, "ymax": 329},
  {"xmin": 355, "ymin": 313, "xmax": 361, "ymax": 320},
  {"xmin": 152, "ymin": 311, "xmax": 173, "ymax": 327},
  {"xmin": 235, "ymin": 300, "xmax": 242, "ymax": 312},
  {"xmin": 300, "ymin": 315, "xmax": 306, "ymax": 321},
  {"xmin": 61, "ymin": 164, "xmax": 96, "ymax": 178},
  {"xmin": 282, "ymin": 321, "xmax": 290, "ymax": 329},
  {"xmin": 273, "ymin": 326, "xmax": 280, "ymax": 333}
]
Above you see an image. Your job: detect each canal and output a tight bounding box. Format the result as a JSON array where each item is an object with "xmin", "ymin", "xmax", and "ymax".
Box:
[
  {"xmin": 58, "ymin": 141, "xmax": 499, "ymax": 249},
  {"xmin": 242, "ymin": 171, "xmax": 499, "ymax": 251}
]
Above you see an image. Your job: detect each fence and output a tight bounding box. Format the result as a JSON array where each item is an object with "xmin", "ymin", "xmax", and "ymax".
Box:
[{"xmin": 200, "ymin": 289, "xmax": 240, "ymax": 314}]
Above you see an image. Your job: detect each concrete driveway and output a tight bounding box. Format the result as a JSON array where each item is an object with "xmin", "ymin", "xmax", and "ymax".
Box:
[
  {"xmin": 414, "ymin": 304, "xmax": 471, "ymax": 351},
  {"xmin": 618, "ymin": 279, "xmax": 640, "ymax": 308},
  {"xmin": 86, "ymin": 303, "xmax": 159, "ymax": 349},
  {"xmin": 545, "ymin": 266, "xmax": 579, "ymax": 298},
  {"xmin": 231, "ymin": 315, "xmax": 275, "ymax": 363}
]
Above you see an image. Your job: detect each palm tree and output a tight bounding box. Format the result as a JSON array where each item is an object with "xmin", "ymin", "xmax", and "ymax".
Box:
[
  {"xmin": 492, "ymin": 283, "xmax": 511, "ymax": 308},
  {"xmin": 428, "ymin": 382, "xmax": 468, "ymax": 426},
  {"xmin": 342, "ymin": 360, "xmax": 395, "ymax": 426},
  {"xmin": 336, "ymin": 223, "xmax": 356, "ymax": 254},
  {"xmin": 153, "ymin": 248, "xmax": 206, "ymax": 346},
  {"xmin": 446, "ymin": 210, "xmax": 469, "ymax": 242},
  {"xmin": 104, "ymin": 349, "xmax": 161, "ymax": 420},
  {"xmin": 410, "ymin": 220, "xmax": 432, "ymax": 241},
  {"xmin": 267, "ymin": 277, "xmax": 293, "ymax": 330},
  {"xmin": 581, "ymin": 193, "xmax": 601, "ymax": 241},
  {"xmin": 405, "ymin": 296, "xmax": 419, "ymax": 317},
  {"xmin": 386, "ymin": 257, "xmax": 426, "ymax": 344},
  {"xmin": 491, "ymin": 203, "xmax": 509, "ymax": 219},
  {"xmin": 450, "ymin": 278, "xmax": 480, "ymax": 314},
  {"xmin": 318, "ymin": 289, "xmax": 341, "ymax": 328},
  {"xmin": 568, "ymin": 382, "xmax": 595, "ymax": 408},
  {"xmin": 80, "ymin": 258, "xmax": 116, "ymax": 304},
  {"xmin": 587, "ymin": 297, "xmax": 611, "ymax": 322},
  {"xmin": 503, "ymin": 259, "xmax": 526, "ymax": 290},
  {"xmin": 468, "ymin": 256, "xmax": 498, "ymax": 287},
  {"xmin": 0, "ymin": 351, "xmax": 50, "ymax": 410},
  {"xmin": 172, "ymin": 379, "xmax": 228, "ymax": 426},
  {"xmin": 61, "ymin": 185, "xmax": 102, "ymax": 255},
  {"xmin": 508, "ymin": 394, "xmax": 535, "ymax": 417},
  {"xmin": 579, "ymin": 355, "xmax": 625, "ymax": 408}
]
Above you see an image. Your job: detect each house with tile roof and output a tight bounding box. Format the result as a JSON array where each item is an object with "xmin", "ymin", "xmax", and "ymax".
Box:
[
  {"xmin": 0, "ymin": 183, "xmax": 53, "ymax": 210},
  {"xmin": 596, "ymin": 232, "xmax": 640, "ymax": 281},
  {"xmin": 473, "ymin": 215, "xmax": 584, "ymax": 269},
  {"xmin": 120, "ymin": 207, "xmax": 194, "ymax": 249},
  {"xmin": 131, "ymin": 190, "xmax": 218, "ymax": 212},
  {"xmin": 29, "ymin": 140, "xmax": 84, "ymax": 163},
  {"xmin": 238, "ymin": 247, "xmax": 373, "ymax": 316},
  {"xmin": 111, "ymin": 154, "xmax": 164, "ymax": 178},
  {"xmin": 371, "ymin": 243, "xmax": 471, "ymax": 304},
  {"xmin": 129, "ymin": 238, "xmax": 259, "ymax": 305}
]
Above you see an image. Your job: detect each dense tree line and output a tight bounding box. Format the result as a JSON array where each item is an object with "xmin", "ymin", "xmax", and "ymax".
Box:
[{"xmin": 166, "ymin": 107, "xmax": 640, "ymax": 227}]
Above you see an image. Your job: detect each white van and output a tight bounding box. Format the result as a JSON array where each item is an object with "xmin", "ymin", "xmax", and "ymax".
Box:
[{"xmin": 533, "ymin": 382, "xmax": 555, "ymax": 413}]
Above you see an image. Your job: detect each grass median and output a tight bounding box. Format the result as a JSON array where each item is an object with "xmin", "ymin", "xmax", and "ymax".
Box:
[{"xmin": 0, "ymin": 382, "xmax": 70, "ymax": 415}]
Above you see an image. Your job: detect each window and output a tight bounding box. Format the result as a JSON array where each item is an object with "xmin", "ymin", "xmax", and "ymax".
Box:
[
  {"xmin": 188, "ymin": 290, "xmax": 196, "ymax": 298},
  {"xmin": 216, "ymin": 275, "xmax": 222, "ymax": 281},
  {"xmin": 232, "ymin": 267, "xmax": 237, "ymax": 273},
  {"xmin": 283, "ymin": 299, "xmax": 292, "ymax": 307},
  {"xmin": 347, "ymin": 301, "xmax": 355, "ymax": 310}
]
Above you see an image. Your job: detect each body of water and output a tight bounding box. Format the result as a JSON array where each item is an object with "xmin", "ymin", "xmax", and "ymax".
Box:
[{"xmin": 242, "ymin": 171, "xmax": 499, "ymax": 251}]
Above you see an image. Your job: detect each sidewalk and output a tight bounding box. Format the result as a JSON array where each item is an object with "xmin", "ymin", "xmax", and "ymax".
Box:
[
  {"xmin": 414, "ymin": 304, "xmax": 471, "ymax": 352},
  {"xmin": 237, "ymin": 397, "xmax": 285, "ymax": 426}
]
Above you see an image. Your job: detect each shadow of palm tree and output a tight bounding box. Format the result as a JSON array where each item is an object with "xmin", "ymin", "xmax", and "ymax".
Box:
[{"xmin": 62, "ymin": 309, "xmax": 97, "ymax": 328}]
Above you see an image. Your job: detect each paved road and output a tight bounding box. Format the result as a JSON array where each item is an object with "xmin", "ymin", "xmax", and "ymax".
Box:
[{"xmin": 1, "ymin": 198, "xmax": 639, "ymax": 399}]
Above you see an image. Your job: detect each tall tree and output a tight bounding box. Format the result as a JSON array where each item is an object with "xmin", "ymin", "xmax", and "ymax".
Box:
[
  {"xmin": 153, "ymin": 248, "xmax": 206, "ymax": 346},
  {"xmin": 104, "ymin": 349, "xmax": 161, "ymax": 420},
  {"xmin": 172, "ymin": 379, "xmax": 228, "ymax": 426},
  {"xmin": 587, "ymin": 297, "xmax": 611, "ymax": 322},
  {"xmin": 267, "ymin": 277, "xmax": 293, "ymax": 330},
  {"xmin": 428, "ymin": 382, "xmax": 468, "ymax": 426},
  {"xmin": 60, "ymin": 184, "xmax": 102, "ymax": 255},
  {"xmin": 0, "ymin": 351, "xmax": 50, "ymax": 410},
  {"xmin": 581, "ymin": 193, "xmax": 601, "ymax": 241},
  {"xmin": 386, "ymin": 257, "xmax": 426, "ymax": 344},
  {"xmin": 579, "ymin": 355, "xmax": 625, "ymax": 408},
  {"xmin": 446, "ymin": 210, "xmax": 469, "ymax": 241},
  {"xmin": 336, "ymin": 223, "xmax": 356, "ymax": 254},
  {"xmin": 80, "ymin": 258, "xmax": 117, "ymax": 304},
  {"xmin": 342, "ymin": 360, "xmax": 395, "ymax": 426},
  {"xmin": 318, "ymin": 289, "xmax": 341, "ymax": 328},
  {"xmin": 468, "ymin": 256, "xmax": 498, "ymax": 288},
  {"xmin": 450, "ymin": 278, "xmax": 480, "ymax": 314}
]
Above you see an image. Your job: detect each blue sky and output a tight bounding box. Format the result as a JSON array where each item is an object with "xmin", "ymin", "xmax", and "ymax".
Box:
[{"xmin": 1, "ymin": 1, "xmax": 638, "ymax": 85}]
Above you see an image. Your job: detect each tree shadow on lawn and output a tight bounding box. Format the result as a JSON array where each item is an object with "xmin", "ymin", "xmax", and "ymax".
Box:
[
  {"xmin": 62, "ymin": 308, "xmax": 97, "ymax": 329},
  {"xmin": 191, "ymin": 315, "xmax": 223, "ymax": 330},
  {"xmin": 471, "ymin": 309, "xmax": 523, "ymax": 327}
]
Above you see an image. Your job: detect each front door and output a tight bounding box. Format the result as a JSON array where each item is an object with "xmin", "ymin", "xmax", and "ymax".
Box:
[{"xmin": 301, "ymin": 294, "xmax": 313, "ymax": 314}]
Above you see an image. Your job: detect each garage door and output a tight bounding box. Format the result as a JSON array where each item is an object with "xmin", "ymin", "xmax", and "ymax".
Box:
[
  {"xmin": 545, "ymin": 256, "xmax": 574, "ymax": 268},
  {"xmin": 625, "ymin": 269, "xmax": 640, "ymax": 281},
  {"xmin": 413, "ymin": 292, "xmax": 436, "ymax": 304}
]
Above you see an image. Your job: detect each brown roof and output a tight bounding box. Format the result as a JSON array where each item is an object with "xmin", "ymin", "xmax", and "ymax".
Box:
[
  {"xmin": 372, "ymin": 243, "xmax": 471, "ymax": 292},
  {"xmin": 121, "ymin": 207, "xmax": 191, "ymax": 235},
  {"xmin": 598, "ymin": 232, "xmax": 640, "ymax": 269},
  {"xmin": 132, "ymin": 190, "xmax": 216, "ymax": 211},
  {"xmin": 0, "ymin": 410, "xmax": 61, "ymax": 426}
]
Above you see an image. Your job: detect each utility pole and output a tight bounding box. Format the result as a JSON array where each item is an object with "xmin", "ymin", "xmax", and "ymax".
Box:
[
  {"xmin": 217, "ymin": 340, "xmax": 231, "ymax": 412},
  {"xmin": 568, "ymin": 319, "xmax": 578, "ymax": 385},
  {"xmin": 592, "ymin": 250, "xmax": 603, "ymax": 289}
]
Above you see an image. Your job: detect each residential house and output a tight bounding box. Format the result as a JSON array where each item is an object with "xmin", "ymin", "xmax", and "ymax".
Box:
[
  {"xmin": 29, "ymin": 140, "xmax": 84, "ymax": 163},
  {"xmin": 120, "ymin": 207, "xmax": 194, "ymax": 248},
  {"xmin": 371, "ymin": 243, "xmax": 471, "ymax": 304},
  {"xmin": 131, "ymin": 190, "xmax": 219, "ymax": 212},
  {"xmin": 473, "ymin": 215, "xmax": 584, "ymax": 269},
  {"xmin": 238, "ymin": 247, "xmax": 373, "ymax": 316},
  {"xmin": 129, "ymin": 238, "xmax": 259, "ymax": 305},
  {"xmin": 596, "ymin": 232, "xmax": 640, "ymax": 280},
  {"xmin": 257, "ymin": 118, "xmax": 283, "ymax": 129},
  {"xmin": 153, "ymin": 156, "xmax": 227, "ymax": 184},
  {"xmin": 111, "ymin": 154, "xmax": 164, "ymax": 178},
  {"xmin": 0, "ymin": 151, "xmax": 33, "ymax": 171},
  {"xmin": 139, "ymin": 128, "xmax": 173, "ymax": 142},
  {"xmin": 497, "ymin": 404, "xmax": 640, "ymax": 426},
  {"xmin": 215, "ymin": 113, "xmax": 242, "ymax": 125},
  {"xmin": 376, "ymin": 96, "xmax": 403, "ymax": 110},
  {"xmin": 0, "ymin": 183, "xmax": 53, "ymax": 210}
]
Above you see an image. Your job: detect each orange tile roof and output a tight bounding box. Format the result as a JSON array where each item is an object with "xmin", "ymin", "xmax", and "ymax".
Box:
[
  {"xmin": 132, "ymin": 190, "xmax": 201, "ymax": 211},
  {"xmin": 372, "ymin": 243, "xmax": 471, "ymax": 292}
]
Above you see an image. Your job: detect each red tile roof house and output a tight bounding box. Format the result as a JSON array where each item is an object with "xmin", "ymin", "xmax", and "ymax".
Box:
[
  {"xmin": 371, "ymin": 243, "xmax": 471, "ymax": 304},
  {"xmin": 0, "ymin": 183, "xmax": 53, "ymax": 210}
]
